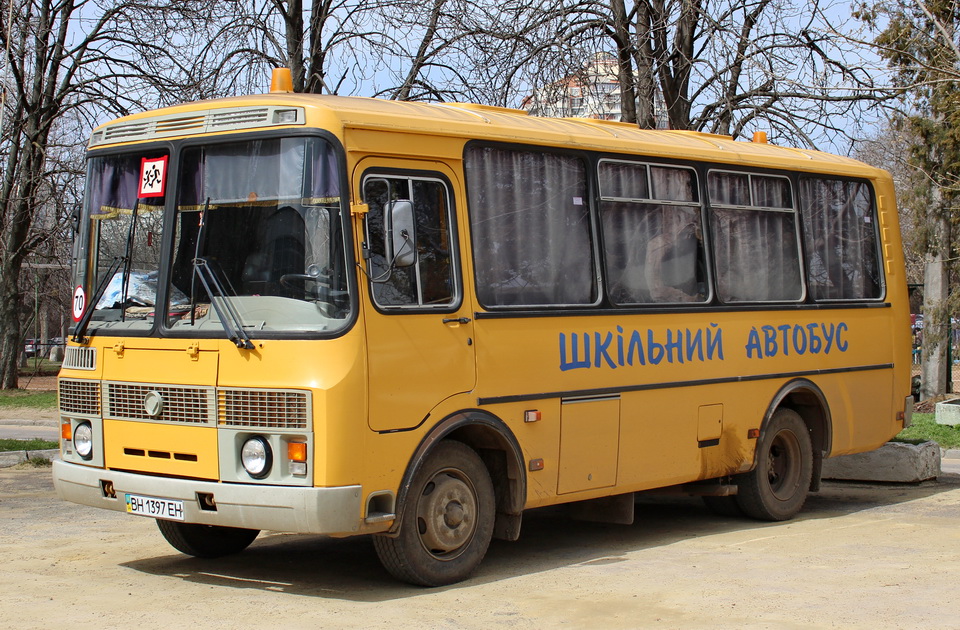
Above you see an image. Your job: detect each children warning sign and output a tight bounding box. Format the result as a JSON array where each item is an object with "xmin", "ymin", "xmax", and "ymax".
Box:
[{"xmin": 139, "ymin": 156, "xmax": 168, "ymax": 198}]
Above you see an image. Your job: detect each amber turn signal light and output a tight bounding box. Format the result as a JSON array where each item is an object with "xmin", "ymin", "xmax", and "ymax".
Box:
[{"xmin": 287, "ymin": 442, "xmax": 307, "ymax": 462}]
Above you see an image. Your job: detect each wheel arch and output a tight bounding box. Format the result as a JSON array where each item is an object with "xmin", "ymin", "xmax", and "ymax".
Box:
[
  {"xmin": 755, "ymin": 378, "xmax": 833, "ymax": 490},
  {"xmin": 389, "ymin": 409, "xmax": 527, "ymax": 541}
]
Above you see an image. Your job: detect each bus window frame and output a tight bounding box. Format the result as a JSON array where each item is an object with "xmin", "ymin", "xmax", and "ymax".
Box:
[
  {"xmin": 706, "ymin": 167, "xmax": 808, "ymax": 305},
  {"xmin": 596, "ymin": 157, "xmax": 713, "ymax": 307},
  {"xmin": 463, "ymin": 141, "xmax": 603, "ymax": 311},
  {"xmin": 797, "ymin": 174, "xmax": 887, "ymax": 303},
  {"xmin": 360, "ymin": 168, "xmax": 464, "ymax": 315},
  {"xmin": 155, "ymin": 129, "xmax": 358, "ymax": 342},
  {"xmin": 72, "ymin": 140, "xmax": 178, "ymax": 341}
]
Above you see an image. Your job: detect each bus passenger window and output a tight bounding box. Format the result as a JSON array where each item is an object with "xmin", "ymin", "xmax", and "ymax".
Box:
[
  {"xmin": 599, "ymin": 161, "xmax": 707, "ymax": 305},
  {"xmin": 464, "ymin": 146, "xmax": 596, "ymax": 308},
  {"xmin": 363, "ymin": 176, "xmax": 457, "ymax": 309},
  {"xmin": 800, "ymin": 178, "xmax": 882, "ymax": 301},
  {"xmin": 708, "ymin": 171, "xmax": 803, "ymax": 303}
]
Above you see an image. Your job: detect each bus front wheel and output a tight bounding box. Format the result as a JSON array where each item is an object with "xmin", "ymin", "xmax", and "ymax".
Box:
[
  {"xmin": 156, "ymin": 520, "xmax": 259, "ymax": 558},
  {"xmin": 736, "ymin": 408, "xmax": 813, "ymax": 521},
  {"xmin": 373, "ymin": 440, "xmax": 495, "ymax": 586}
]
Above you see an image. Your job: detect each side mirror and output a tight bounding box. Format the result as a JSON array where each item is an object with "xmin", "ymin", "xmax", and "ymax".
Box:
[
  {"xmin": 70, "ymin": 206, "xmax": 82, "ymax": 236},
  {"xmin": 387, "ymin": 200, "xmax": 416, "ymax": 267}
]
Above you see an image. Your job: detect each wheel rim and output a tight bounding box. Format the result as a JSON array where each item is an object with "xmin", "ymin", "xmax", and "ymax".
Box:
[
  {"xmin": 415, "ymin": 468, "xmax": 478, "ymax": 561},
  {"xmin": 766, "ymin": 429, "xmax": 802, "ymax": 501}
]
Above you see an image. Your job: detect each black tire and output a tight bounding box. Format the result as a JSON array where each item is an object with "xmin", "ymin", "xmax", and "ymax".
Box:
[
  {"xmin": 373, "ymin": 440, "xmax": 495, "ymax": 587},
  {"xmin": 736, "ymin": 408, "xmax": 813, "ymax": 521},
  {"xmin": 156, "ymin": 519, "xmax": 259, "ymax": 558},
  {"xmin": 702, "ymin": 495, "xmax": 744, "ymax": 518}
]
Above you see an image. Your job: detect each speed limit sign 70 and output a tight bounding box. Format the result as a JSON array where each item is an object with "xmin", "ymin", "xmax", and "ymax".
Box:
[{"xmin": 72, "ymin": 285, "xmax": 86, "ymax": 321}]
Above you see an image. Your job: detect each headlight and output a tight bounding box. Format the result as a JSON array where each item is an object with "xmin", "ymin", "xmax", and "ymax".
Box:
[
  {"xmin": 74, "ymin": 422, "xmax": 93, "ymax": 460},
  {"xmin": 241, "ymin": 436, "xmax": 272, "ymax": 479}
]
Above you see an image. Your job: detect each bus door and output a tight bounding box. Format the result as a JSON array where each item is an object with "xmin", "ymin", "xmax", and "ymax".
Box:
[{"xmin": 356, "ymin": 161, "xmax": 476, "ymax": 432}]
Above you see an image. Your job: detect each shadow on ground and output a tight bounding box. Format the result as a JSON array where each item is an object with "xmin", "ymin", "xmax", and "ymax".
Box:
[{"xmin": 121, "ymin": 472, "xmax": 960, "ymax": 600}]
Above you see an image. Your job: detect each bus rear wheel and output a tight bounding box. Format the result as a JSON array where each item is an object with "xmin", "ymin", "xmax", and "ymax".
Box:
[
  {"xmin": 373, "ymin": 440, "xmax": 495, "ymax": 586},
  {"xmin": 736, "ymin": 408, "xmax": 812, "ymax": 521},
  {"xmin": 156, "ymin": 520, "xmax": 260, "ymax": 558}
]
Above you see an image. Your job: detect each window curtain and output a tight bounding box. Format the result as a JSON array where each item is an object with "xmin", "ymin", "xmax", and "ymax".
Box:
[
  {"xmin": 800, "ymin": 178, "xmax": 881, "ymax": 300},
  {"xmin": 708, "ymin": 172, "xmax": 802, "ymax": 302},
  {"xmin": 86, "ymin": 155, "xmax": 165, "ymax": 219},
  {"xmin": 465, "ymin": 146, "xmax": 595, "ymax": 306},
  {"xmin": 600, "ymin": 162, "xmax": 704, "ymax": 304}
]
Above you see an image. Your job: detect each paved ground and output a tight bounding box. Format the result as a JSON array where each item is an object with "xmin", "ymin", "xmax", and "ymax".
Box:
[
  {"xmin": 2, "ymin": 460, "xmax": 960, "ymax": 628},
  {"xmin": 4, "ymin": 386, "xmax": 960, "ymax": 627}
]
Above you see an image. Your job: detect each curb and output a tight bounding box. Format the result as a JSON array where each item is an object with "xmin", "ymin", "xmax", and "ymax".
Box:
[
  {"xmin": 822, "ymin": 441, "xmax": 940, "ymax": 483},
  {"xmin": 0, "ymin": 449, "xmax": 59, "ymax": 468}
]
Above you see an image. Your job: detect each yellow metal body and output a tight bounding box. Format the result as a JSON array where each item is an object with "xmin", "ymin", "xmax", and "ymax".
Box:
[{"xmin": 56, "ymin": 92, "xmax": 913, "ymax": 534}]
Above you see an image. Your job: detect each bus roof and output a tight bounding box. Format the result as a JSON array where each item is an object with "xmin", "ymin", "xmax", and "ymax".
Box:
[{"xmin": 89, "ymin": 93, "xmax": 883, "ymax": 178}]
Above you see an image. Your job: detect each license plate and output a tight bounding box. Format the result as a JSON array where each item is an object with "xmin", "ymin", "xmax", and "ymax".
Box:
[{"xmin": 125, "ymin": 493, "xmax": 185, "ymax": 521}]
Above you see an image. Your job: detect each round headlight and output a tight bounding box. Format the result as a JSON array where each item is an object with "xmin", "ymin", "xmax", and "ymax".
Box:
[
  {"xmin": 241, "ymin": 436, "xmax": 272, "ymax": 479},
  {"xmin": 74, "ymin": 422, "xmax": 93, "ymax": 460}
]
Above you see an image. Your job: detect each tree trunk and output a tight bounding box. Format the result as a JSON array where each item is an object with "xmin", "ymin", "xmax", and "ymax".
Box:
[
  {"xmin": 920, "ymin": 212, "xmax": 951, "ymax": 400},
  {"xmin": 0, "ymin": 259, "xmax": 23, "ymax": 388}
]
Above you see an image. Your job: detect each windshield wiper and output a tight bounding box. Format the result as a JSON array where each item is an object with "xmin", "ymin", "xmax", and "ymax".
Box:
[
  {"xmin": 192, "ymin": 256, "xmax": 254, "ymax": 350},
  {"xmin": 119, "ymin": 201, "xmax": 140, "ymax": 322},
  {"xmin": 71, "ymin": 255, "xmax": 125, "ymax": 344},
  {"xmin": 72, "ymin": 199, "xmax": 141, "ymax": 342}
]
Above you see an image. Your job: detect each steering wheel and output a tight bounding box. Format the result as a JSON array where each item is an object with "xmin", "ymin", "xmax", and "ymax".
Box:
[{"xmin": 280, "ymin": 265, "xmax": 330, "ymax": 291}]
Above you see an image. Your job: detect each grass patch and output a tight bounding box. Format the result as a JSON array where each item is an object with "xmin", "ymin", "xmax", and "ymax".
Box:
[
  {"xmin": 15, "ymin": 457, "xmax": 53, "ymax": 468},
  {"xmin": 0, "ymin": 438, "xmax": 59, "ymax": 451},
  {"xmin": 18, "ymin": 358, "xmax": 61, "ymax": 376},
  {"xmin": 0, "ymin": 389, "xmax": 56, "ymax": 409},
  {"xmin": 894, "ymin": 413, "xmax": 960, "ymax": 449}
]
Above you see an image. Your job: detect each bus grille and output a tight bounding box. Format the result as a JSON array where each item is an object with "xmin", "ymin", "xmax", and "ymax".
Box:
[
  {"xmin": 104, "ymin": 382, "xmax": 215, "ymax": 424},
  {"xmin": 59, "ymin": 379, "xmax": 101, "ymax": 416},
  {"xmin": 218, "ymin": 388, "xmax": 310, "ymax": 430},
  {"xmin": 62, "ymin": 346, "xmax": 97, "ymax": 370}
]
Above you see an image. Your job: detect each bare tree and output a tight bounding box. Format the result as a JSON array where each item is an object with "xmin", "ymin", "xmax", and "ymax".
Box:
[
  {"xmin": 856, "ymin": 0, "xmax": 960, "ymax": 398},
  {"xmin": 509, "ymin": 0, "xmax": 893, "ymax": 148},
  {"xmin": 0, "ymin": 0, "xmax": 216, "ymax": 389}
]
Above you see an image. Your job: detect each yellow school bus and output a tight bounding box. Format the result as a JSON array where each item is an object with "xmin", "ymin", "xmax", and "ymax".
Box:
[{"xmin": 53, "ymin": 69, "xmax": 914, "ymax": 586}]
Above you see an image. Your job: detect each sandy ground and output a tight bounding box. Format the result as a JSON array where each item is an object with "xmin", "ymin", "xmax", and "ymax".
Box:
[{"xmin": 2, "ymin": 465, "xmax": 960, "ymax": 630}]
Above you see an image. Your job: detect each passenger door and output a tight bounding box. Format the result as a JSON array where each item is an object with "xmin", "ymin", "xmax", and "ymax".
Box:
[{"xmin": 356, "ymin": 160, "xmax": 476, "ymax": 432}]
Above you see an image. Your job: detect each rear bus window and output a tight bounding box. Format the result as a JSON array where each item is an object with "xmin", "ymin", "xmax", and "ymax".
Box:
[{"xmin": 799, "ymin": 178, "xmax": 882, "ymax": 300}]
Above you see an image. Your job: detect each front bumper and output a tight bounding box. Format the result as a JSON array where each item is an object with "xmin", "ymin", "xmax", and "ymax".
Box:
[{"xmin": 52, "ymin": 460, "xmax": 363, "ymax": 535}]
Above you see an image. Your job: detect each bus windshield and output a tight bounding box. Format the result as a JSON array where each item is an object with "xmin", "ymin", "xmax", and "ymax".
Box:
[{"xmin": 80, "ymin": 136, "xmax": 351, "ymax": 337}]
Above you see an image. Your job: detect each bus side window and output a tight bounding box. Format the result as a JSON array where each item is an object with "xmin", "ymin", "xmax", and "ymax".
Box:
[
  {"xmin": 363, "ymin": 175, "xmax": 457, "ymax": 308},
  {"xmin": 799, "ymin": 178, "xmax": 882, "ymax": 301},
  {"xmin": 599, "ymin": 160, "xmax": 707, "ymax": 305},
  {"xmin": 708, "ymin": 171, "xmax": 803, "ymax": 303}
]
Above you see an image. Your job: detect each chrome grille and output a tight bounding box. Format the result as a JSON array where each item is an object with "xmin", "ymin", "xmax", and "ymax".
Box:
[
  {"xmin": 62, "ymin": 346, "xmax": 96, "ymax": 370},
  {"xmin": 104, "ymin": 382, "xmax": 215, "ymax": 424},
  {"xmin": 59, "ymin": 379, "xmax": 100, "ymax": 416},
  {"xmin": 218, "ymin": 389, "xmax": 310, "ymax": 429}
]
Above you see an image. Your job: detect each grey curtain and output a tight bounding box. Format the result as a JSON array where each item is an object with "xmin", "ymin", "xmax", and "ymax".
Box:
[
  {"xmin": 708, "ymin": 172, "xmax": 803, "ymax": 302},
  {"xmin": 465, "ymin": 146, "xmax": 596, "ymax": 306},
  {"xmin": 800, "ymin": 178, "xmax": 881, "ymax": 300}
]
